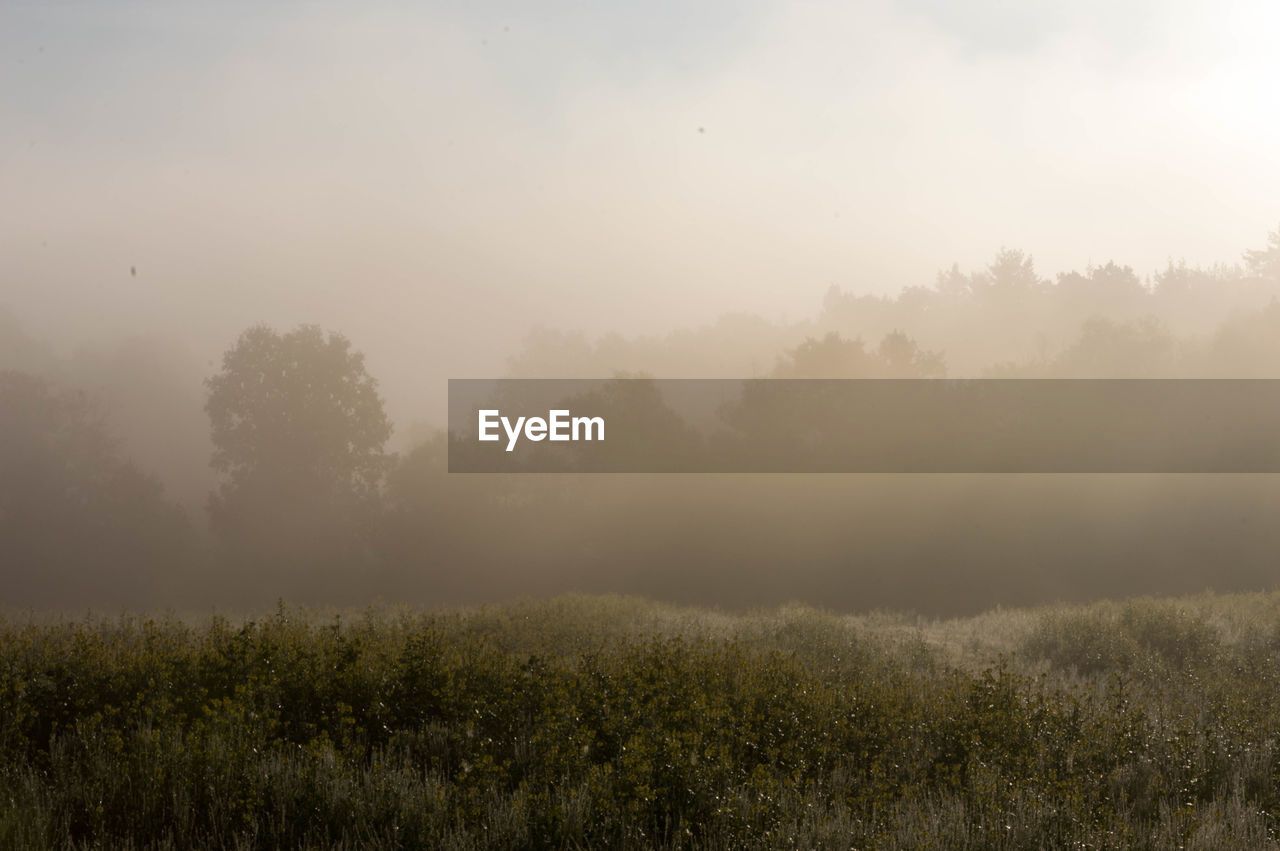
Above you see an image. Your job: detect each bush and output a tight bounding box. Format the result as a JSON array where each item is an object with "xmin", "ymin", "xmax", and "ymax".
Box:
[{"xmin": 3, "ymin": 596, "xmax": 1280, "ymax": 848}]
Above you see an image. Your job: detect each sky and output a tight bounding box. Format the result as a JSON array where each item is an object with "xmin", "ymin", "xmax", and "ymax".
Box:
[{"xmin": 3, "ymin": 0, "xmax": 1280, "ymax": 424}]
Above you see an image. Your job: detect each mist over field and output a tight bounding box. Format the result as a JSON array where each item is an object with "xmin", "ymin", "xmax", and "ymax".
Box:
[
  {"xmin": 4, "ymin": 0, "xmax": 1280, "ymax": 616},
  {"xmin": 15, "ymin": 4, "xmax": 1280, "ymax": 848},
  {"xmin": 9, "ymin": 235, "xmax": 1280, "ymax": 613}
]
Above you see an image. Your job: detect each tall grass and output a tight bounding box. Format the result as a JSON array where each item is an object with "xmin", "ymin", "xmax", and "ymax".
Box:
[{"xmin": 2, "ymin": 592, "xmax": 1280, "ymax": 848}]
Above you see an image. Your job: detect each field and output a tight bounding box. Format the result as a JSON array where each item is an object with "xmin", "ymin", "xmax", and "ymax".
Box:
[{"xmin": 4, "ymin": 592, "xmax": 1280, "ymax": 849}]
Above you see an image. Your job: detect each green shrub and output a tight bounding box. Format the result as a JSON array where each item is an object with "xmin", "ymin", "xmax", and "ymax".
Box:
[{"xmin": 3, "ymin": 595, "xmax": 1280, "ymax": 848}]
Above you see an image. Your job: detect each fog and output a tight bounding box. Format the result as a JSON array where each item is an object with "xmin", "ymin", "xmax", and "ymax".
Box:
[
  {"xmin": 6, "ymin": 0, "xmax": 1280, "ymax": 421},
  {"xmin": 4, "ymin": 1, "xmax": 1280, "ymax": 613}
]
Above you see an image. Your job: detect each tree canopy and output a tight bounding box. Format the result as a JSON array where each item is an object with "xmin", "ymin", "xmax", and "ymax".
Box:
[{"xmin": 205, "ymin": 325, "xmax": 392, "ymax": 571}]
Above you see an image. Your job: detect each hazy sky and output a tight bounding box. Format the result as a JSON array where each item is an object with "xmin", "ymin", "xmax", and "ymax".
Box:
[{"xmin": 3, "ymin": 0, "xmax": 1280, "ymax": 423}]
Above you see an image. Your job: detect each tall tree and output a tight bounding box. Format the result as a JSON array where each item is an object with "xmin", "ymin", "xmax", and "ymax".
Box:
[{"xmin": 205, "ymin": 325, "xmax": 391, "ymax": 572}]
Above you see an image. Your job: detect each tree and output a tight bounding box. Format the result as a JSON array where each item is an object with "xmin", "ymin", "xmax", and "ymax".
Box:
[
  {"xmin": 934, "ymin": 262, "xmax": 975, "ymax": 299},
  {"xmin": 772, "ymin": 331, "xmax": 945, "ymax": 378},
  {"xmin": 205, "ymin": 325, "xmax": 392, "ymax": 572},
  {"xmin": 0, "ymin": 371, "xmax": 193, "ymax": 606},
  {"xmin": 1049, "ymin": 316, "xmax": 1178, "ymax": 377},
  {"xmin": 1244, "ymin": 224, "xmax": 1280, "ymax": 282},
  {"xmin": 877, "ymin": 330, "xmax": 947, "ymax": 378},
  {"xmin": 772, "ymin": 333, "xmax": 876, "ymax": 378},
  {"xmin": 976, "ymin": 247, "xmax": 1044, "ymax": 293}
]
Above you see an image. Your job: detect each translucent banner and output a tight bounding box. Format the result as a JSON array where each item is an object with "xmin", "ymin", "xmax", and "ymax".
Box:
[{"xmin": 448, "ymin": 379, "xmax": 1280, "ymax": 472}]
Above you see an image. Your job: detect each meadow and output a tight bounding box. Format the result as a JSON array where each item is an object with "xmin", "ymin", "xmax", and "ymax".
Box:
[{"xmin": 4, "ymin": 591, "xmax": 1280, "ymax": 849}]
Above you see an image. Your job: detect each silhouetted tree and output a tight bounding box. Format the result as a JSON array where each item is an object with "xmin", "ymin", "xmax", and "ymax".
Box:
[
  {"xmin": 773, "ymin": 333, "xmax": 877, "ymax": 378},
  {"xmin": 877, "ymin": 330, "xmax": 946, "ymax": 377},
  {"xmin": 976, "ymin": 248, "xmax": 1044, "ymax": 294},
  {"xmin": 934, "ymin": 262, "xmax": 974, "ymax": 299},
  {"xmin": 773, "ymin": 331, "xmax": 944, "ymax": 378},
  {"xmin": 1050, "ymin": 316, "xmax": 1179, "ymax": 377},
  {"xmin": 1055, "ymin": 262, "xmax": 1146, "ymax": 311},
  {"xmin": 0, "ymin": 371, "xmax": 193, "ymax": 606},
  {"xmin": 1204, "ymin": 300, "xmax": 1280, "ymax": 376},
  {"xmin": 1244, "ymin": 224, "xmax": 1280, "ymax": 283},
  {"xmin": 205, "ymin": 325, "xmax": 391, "ymax": 574}
]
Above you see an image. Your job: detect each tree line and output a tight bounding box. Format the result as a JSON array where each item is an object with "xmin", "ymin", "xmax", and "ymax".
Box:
[{"xmin": 5, "ymin": 226, "xmax": 1280, "ymax": 612}]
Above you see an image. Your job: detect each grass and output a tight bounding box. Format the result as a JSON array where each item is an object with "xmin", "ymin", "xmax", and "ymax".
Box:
[{"xmin": 3, "ymin": 591, "xmax": 1280, "ymax": 848}]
